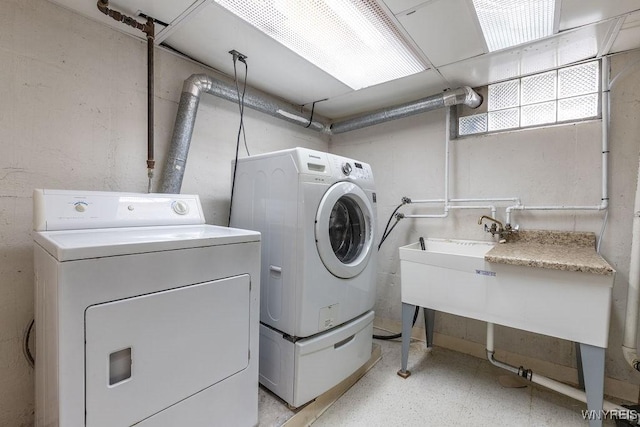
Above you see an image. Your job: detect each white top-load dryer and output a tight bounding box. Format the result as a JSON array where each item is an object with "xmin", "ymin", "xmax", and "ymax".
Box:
[
  {"xmin": 231, "ymin": 147, "xmax": 377, "ymax": 407},
  {"xmin": 33, "ymin": 189, "xmax": 260, "ymax": 427}
]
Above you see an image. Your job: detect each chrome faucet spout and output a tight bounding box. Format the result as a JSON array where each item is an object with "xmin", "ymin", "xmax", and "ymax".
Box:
[{"xmin": 478, "ymin": 215, "xmax": 504, "ymax": 229}]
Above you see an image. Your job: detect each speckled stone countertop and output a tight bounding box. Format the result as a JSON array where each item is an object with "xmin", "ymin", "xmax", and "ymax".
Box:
[{"xmin": 485, "ymin": 230, "xmax": 615, "ymax": 275}]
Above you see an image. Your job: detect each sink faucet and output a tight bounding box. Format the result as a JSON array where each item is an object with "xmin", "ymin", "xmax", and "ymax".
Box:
[{"xmin": 478, "ymin": 215, "xmax": 508, "ymax": 242}]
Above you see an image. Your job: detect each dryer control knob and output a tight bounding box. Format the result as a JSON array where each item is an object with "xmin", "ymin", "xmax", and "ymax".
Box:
[
  {"xmin": 172, "ymin": 200, "xmax": 189, "ymax": 215},
  {"xmin": 341, "ymin": 162, "xmax": 352, "ymax": 176}
]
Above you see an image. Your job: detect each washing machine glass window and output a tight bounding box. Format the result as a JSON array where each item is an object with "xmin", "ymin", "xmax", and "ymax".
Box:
[
  {"xmin": 329, "ymin": 196, "xmax": 365, "ymax": 263},
  {"xmin": 315, "ymin": 181, "xmax": 374, "ymax": 279}
]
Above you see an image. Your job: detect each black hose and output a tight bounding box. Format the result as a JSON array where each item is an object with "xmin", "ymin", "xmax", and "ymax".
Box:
[
  {"xmin": 379, "ymin": 203, "xmax": 403, "ymax": 247},
  {"xmin": 373, "ymin": 306, "xmax": 419, "ymax": 340},
  {"xmin": 373, "ymin": 202, "xmax": 421, "ymax": 340},
  {"xmin": 377, "ymin": 217, "xmax": 401, "ymax": 250},
  {"xmin": 23, "ymin": 319, "xmax": 34, "ymax": 368}
]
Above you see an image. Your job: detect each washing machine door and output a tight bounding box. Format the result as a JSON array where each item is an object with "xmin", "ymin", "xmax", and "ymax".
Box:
[{"xmin": 315, "ymin": 181, "xmax": 374, "ymax": 279}]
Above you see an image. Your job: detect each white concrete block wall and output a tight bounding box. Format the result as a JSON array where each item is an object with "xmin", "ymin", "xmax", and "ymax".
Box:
[
  {"xmin": 0, "ymin": 0, "xmax": 328, "ymax": 424},
  {"xmin": 2, "ymin": 0, "xmax": 639, "ymax": 424},
  {"xmin": 330, "ymin": 50, "xmax": 640, "ymax": 390}
]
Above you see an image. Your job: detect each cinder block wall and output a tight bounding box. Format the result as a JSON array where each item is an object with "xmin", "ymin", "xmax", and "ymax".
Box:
[
  {"xmin": 0, "ymin": 0, "xmax": 328, "ymax": 424},
  {"xmin": 331, "ymin": 49, "xmax": 640, "ymax": 396}
]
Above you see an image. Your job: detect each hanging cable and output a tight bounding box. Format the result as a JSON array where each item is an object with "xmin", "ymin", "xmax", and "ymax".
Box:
[
  {"xmin": 228, "ymin": 52, "xmax": 249, "ymax": 226},
  {"xmin": 304, "ymin": 98, "xmax": 327, "ymax": 129},
  {"xmin": 234, "ymin": 58, "xmax": 250, "ymax": 156}
]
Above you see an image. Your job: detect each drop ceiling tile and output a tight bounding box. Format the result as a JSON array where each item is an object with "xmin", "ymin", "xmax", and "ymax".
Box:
[
  {"xmin": 49, "ymin": 0, "xmax": 202, "ymax": 39},
  {"xmin": 315, "ymin": 70, "xmax": 449, "ymax": 119},
  {"xmin": 609, "ymin": 11, "xmax": 640, "ymax": 54},
  {"xmin": 439, "ymin": 20, "xmax": 614, "ymax": 88},
  {"xmin": 381, "ymin": 0, "xmax": 432, "ymax": 15},
  {"xmin": 163, "ymin": 2, "xmax": 351, "ymax": 107},
  {"xmin": 559, "ymin": 0, "xmax": 640, "ymax": 31},
  {"xmin": 397, "ymin": 0, "xmax": 486, "ymax": 67}
]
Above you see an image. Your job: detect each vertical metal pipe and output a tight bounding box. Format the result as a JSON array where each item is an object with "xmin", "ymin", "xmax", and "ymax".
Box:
[
  {"xmin": 601, "ymin": 56, "xmax": 609, "ymax": 209},
  {"xmin": 146, "ymin": 18, "xmax": 155, "ymax": 192},
  {"xmin": 444, "ymin": 107, "xmax": 451, "ymax": 208}
]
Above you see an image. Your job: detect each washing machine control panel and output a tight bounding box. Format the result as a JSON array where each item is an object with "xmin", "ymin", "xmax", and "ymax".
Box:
[
  {"xmin": 332, "ymin": 158, "xmax": 372, "ymax": 181},
  {"xmin": 33, "ymin": 189, "xmax": 205, "ymax": 231}
]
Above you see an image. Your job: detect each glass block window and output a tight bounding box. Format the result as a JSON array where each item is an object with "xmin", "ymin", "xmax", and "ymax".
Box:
[
  {"xmin": 488, "ymin": 80, "xmax": 519, "ymax": 110},
  {"xmin": 459, "ymin": 113, "xmax": 487, "ymax": 135},
  {"xmin": 558, "ymin": 93, "xmax": 598, "ymax": 122},
  {"xmin": 458, "ymin": 60, "xmax": 600, "ymax": 136},
  {"xmin": 488, "ymin": 108, "xmax": 519, "ymax": 131},
  {"xmin": 521, "ymin": 101, "xmax": 556, "ymax": 127},
  {"xmin": 521, "ymin": 71, "xmax": 556, "ymax": 104},
  {"xmin": 558, "ymin": 62, "xmax": 599, "ymax": 98}
]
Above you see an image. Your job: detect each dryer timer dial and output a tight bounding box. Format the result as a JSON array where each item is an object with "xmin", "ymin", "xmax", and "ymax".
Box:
[
  {"xmin": 341, "ymin": 162, "xmax": 352, "ymax": 176},
  {"xmin": 172, "ymin": 200, "xmax": 190, "ymax": 215}
]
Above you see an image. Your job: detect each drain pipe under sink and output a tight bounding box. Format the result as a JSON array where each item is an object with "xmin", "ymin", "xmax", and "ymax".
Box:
[
  {"xmin": 622, "ymin": 151, "xmax": 640, "ymax": 371},
  {"xmin": 485, "ymin": 323, "xmax": 626, "ymax": 415}
]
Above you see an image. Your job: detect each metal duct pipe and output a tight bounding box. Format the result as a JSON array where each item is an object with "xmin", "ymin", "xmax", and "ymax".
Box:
[
  {"xmin": 329, "ymin": 86, "xmax": 482, "ymax": 134},
  {"xmin": 160, "ymin": 74, "xmax": 331, "ymax": 193},
  {"xmin": 159, "ymin": 73, "xmax": 482, "ymax": 193}
]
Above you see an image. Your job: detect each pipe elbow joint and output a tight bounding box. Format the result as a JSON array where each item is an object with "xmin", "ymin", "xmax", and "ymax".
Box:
[
  {"xmin": 97, "ymin": 0, "xmax": 109, "ymax": 15},
  {"xmin": 443, "ymin": 86, "xmax": 482, "ymax": 108},
  {"xmin": 600, "ymin": 199, "xmax": 609, "ymax": 210},
  {"xmin": 622, "ymin": 346, "xmax": 640, "ymax": 371},
  {"xmin": 459, "ymin": 86, "xmax": 482, "ymax": 109},
  {"xmin": 182, "ymin": 74, "xmax": 213, "ymax": 97}
]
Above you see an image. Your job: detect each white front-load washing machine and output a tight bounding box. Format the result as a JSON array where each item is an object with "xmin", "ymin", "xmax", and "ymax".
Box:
[
  {"xmin": 33, "ymin": 189, "xmax": 261, "ymax": 427},
  {"xmin": 231, "ymin": 147, "xmax": 377, "ymax": 407}
]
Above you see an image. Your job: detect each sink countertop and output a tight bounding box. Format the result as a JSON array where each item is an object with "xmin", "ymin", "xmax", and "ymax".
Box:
[{"xmin": 484, "ymin": 230, "xmax": 615, "ymax": 276}]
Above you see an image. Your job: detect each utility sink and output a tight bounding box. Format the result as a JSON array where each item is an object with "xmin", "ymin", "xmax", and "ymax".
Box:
[{"xmin": 399, "ymin": 236, "xmax": 614, "ymax": 347}]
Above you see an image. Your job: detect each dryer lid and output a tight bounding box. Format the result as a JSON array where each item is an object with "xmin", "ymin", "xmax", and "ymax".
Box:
[
  {"xmin": 315, "ymin": 182, "xmax": 375, "ymax": 279},
  {"xmin": 34, "ymin": 224, "xmax": 260, "ymax": 261}
]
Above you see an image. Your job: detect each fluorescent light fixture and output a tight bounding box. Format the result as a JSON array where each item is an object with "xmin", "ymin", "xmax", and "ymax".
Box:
[
  {"xmin": 472, "ymin": 0, "xmax": 556, "ymax": 52},
  {"xmin": 213, "ymin": 0, "xmax": 426, "ymax": 90}
]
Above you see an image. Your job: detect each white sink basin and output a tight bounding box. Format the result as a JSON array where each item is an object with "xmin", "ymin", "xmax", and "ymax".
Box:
[
  {"xmin": 400, "ymin": 238, "xmax": 495, "ymax": 275},
  {"xmin": 420, "ymin": 238, "xmax": 495, "ymax": 257},
  {"xmin": 399, "ymin": 238, "xmax": 613, "ymax": 347}
]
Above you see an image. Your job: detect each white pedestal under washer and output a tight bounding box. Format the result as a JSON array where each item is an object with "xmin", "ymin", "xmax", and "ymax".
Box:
[
  {"xmin": 230, "ymin": 147, "xmax": 377, "ymax": 407},
  {"xmin": 33, "ymin": 189, "xmax": 261, "ymax": 427}
]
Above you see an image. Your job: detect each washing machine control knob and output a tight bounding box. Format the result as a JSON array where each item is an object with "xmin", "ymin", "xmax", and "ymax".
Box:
[
  {"xmin": 341, "ymin": 162, "xmax": 352, "ymax": 176},
  {"xmin": 172, "ymin": 200, "xmax": 189, "ymax": 215}
]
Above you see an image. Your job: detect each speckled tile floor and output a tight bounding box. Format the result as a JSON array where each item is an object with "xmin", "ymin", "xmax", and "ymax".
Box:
[{"xmin": 259, "ymin": 331, "xmax": 620, "ymax": 426}]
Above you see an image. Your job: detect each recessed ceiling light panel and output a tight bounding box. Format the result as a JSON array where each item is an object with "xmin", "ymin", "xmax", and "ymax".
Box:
[
  {"xmin": 214, "ymin": 0, "xmax": 427, "ymax": 90},
  {"xmin": 473, "ymin": 0, "xmax": 555, "ymax": 52}
]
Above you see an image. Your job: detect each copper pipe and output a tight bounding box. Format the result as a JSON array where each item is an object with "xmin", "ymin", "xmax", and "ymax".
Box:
[
  {"xmin": 146, "ymin": 16, "xmax": 155, "ymax": 191},
  {"xmin": 96, "ymin": 1, "xmax": 155, "ymax": 191}
]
